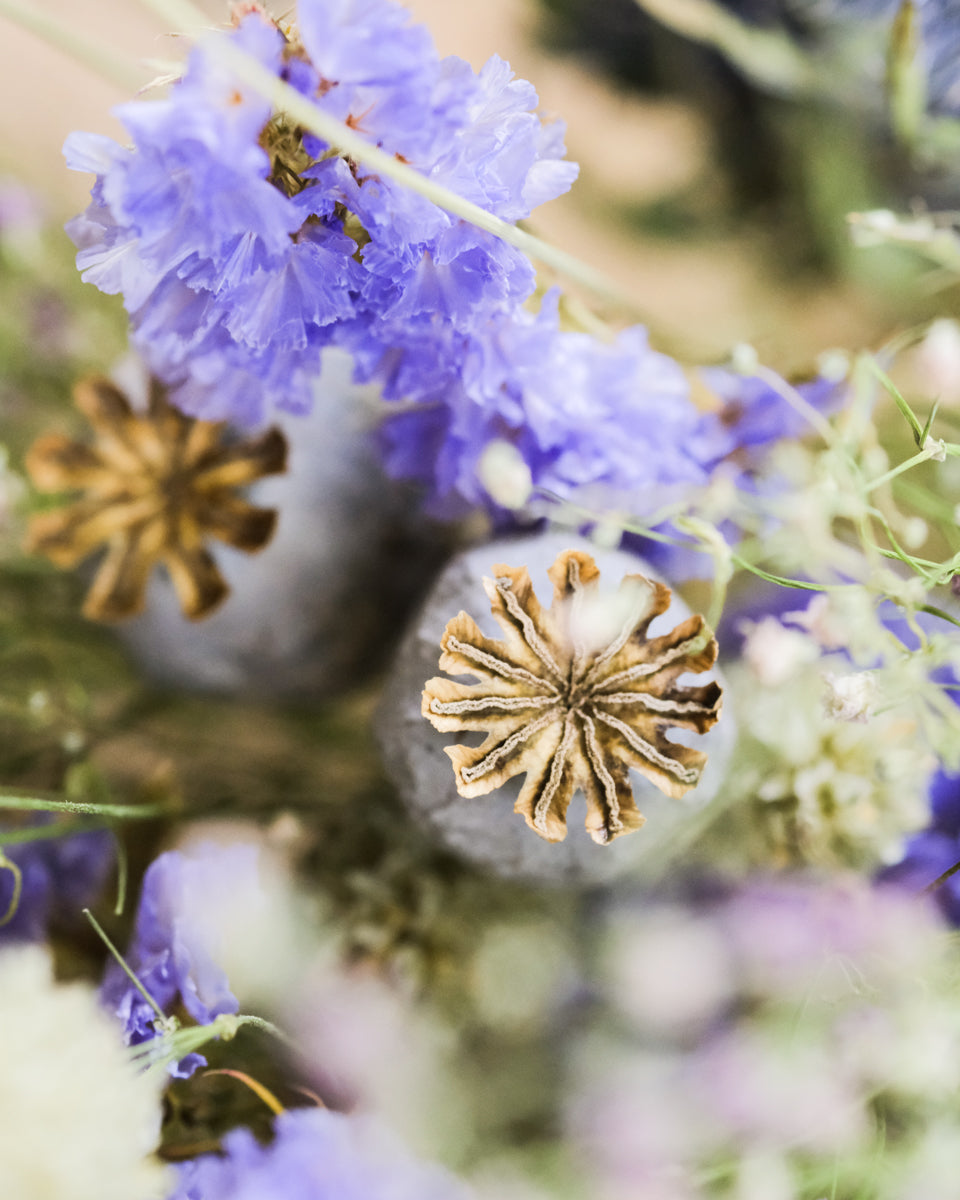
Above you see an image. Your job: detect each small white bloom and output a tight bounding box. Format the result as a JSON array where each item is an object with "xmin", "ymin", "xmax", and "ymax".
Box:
[
  {"xmin": 822, "ymin": 670, "xmax": 877, "ymax": 723},
  {"xmin": 902, "ymin": 516, "xmax": 929, "ymax": 549},
  {"xmin": 816, "ymin": 348, "xmax": 850, "ymax": 383},
  {"xmin": 478, "ymin": 440, "xmax": 533, "ymax": 509},
  {"xmin": 740, "ymin": 617, "xmax": 819, "ymax": 687},
  {"xmin": 783, "ymin": 594, "xmax": 848, "ymax": 651},
  {"xmin": 0, "ymin": 944, "xmax": 169, "ymax": 1200},
  {"xmin": 886, "ymin": 575, "xmax": 929, "ymax": 609},
  {"xmin": 730, "ymin": 342, "xmax": 759, "ymax": 375},
  {"xmin": 922, "ymin": 435, "xmax": 947, "ymax": 463}
]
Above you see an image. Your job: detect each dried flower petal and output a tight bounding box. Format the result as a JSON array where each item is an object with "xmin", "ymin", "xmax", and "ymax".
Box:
[
  {"xmin": 422, "ymin": 549, "xmax": 723, "ymax": 845},
  {"xmin": 25, "ymin": 376, "xmax": 287, "ymax": 622}
]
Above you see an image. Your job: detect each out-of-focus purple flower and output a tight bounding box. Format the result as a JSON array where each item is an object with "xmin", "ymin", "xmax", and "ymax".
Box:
[
  {"xmin": 102, "ymin": 843, "xmax": 258, "ymax": 1077},
  {"xmin": 572, "ymin": 877, "xmax": 954, "ymax": 1199},
  {"xmin": 692, "ymin": 366, "xmax": 841, "ymax": 476},
  {"xmin": 169, "ymin": 1107, "xmax": 471, "ymax": 1200},
  {"xmin": 0, "ymin": 177, "xmax": 44, "ymax": 243},
  {"xmin": 0, "ymin": 824, "xmax": 114, "ymax": 943},
  {"xmin": 66, "ymin": 1, "xmax": 577, "ymax": 427},
  {"xmin": 625, "ymin": 366, "xmax": 843, "ymax": 579},
  {"xmin": 368, "ymin": 292, "xmax": 705, "ymax": 517},
  {"xmin": 881, "ymin": 767, "xmax": 960, "ymax": 922},
  {"xmin": 874, "ymin": 609, "xmax": 960, "ymax": 921}
]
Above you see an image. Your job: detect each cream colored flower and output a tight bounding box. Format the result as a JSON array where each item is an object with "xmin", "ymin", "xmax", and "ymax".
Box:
[{"xmin": 0, "ymin": 944, "xmax": 169, "ymax": 1200}]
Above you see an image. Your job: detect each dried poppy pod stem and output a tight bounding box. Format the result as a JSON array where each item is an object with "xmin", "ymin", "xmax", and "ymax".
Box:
[
  {"xmin": 25, "ymin": 375, "xmax": 287, "ymax": 622},
  {"xmin": 422, "ymin": 549, "xmax": 723, "ymax": 845}
]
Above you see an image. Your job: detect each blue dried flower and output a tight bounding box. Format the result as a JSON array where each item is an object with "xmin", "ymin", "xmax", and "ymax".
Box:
[
  {"xmin": 0, "ymin": 824, "xmax": 114, "ymax": 943},
  {"xmin": 102, "ymin": 843, "xmax": 258, "ymax": 1077},
  {"xmin": 66, "ymin": 1, "xmax": 577, "ymax": 426},
  {"xmin": 170, "ymin": 1107, "xmax": 471, "ymax": 1200},
  {"xmin": 369, "ymin": 291, "xmax": 706, "ymax": 515}
]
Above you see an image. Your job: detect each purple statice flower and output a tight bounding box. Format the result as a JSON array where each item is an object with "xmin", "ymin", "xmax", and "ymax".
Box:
[
  {"xmin": 624, "ymin": 364, "xmax": 842, "ymax": 578},
  {"xmin": 102, "ymin": 842, "xmax": 258, "ymax": 1077},
  {"xmin": 691, "ymin": 365, "xmax": 841, "ymax": 477},
  {"xmin": 170, "ymin": 1107, "xmax": 471, "ymax": 1200},
  {"xmin": 0, "ymin": 824, "xmax": 113, "ymax": 942},
  {"xmin": 367, "ymin": 291, "xmax": 707, "ymax": 516},
  {"xmin": 0, "ymin": 177, "xmax": 44, "ymax": 243},
  {"xmin": 66, "ymin": 1, "xmax": 577, "ymax": 427}
]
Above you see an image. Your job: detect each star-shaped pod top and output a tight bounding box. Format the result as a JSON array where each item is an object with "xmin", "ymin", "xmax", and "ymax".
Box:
[
  {"xmin": 422, "ymin": 549, "xmax": 722, "ymax": 845},
  {"xmin": 25, "ymin": 376, "xmax": 287, "ymax": 622}
]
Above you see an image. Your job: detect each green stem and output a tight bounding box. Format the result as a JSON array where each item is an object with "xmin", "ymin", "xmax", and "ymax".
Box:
[
  {"xmin": 113, "ymin": 832, "xmax": 129, "ymax": 916},
  {"xmin": 84, "ymin": 907, "xmax": 168, "ymax": 1024},
  {"xmin": 864, "ymin": 445, "xmax": 937, "ymax": 494},
  {"xmin": 727, "ymin": 554, "xmax": 846, "ymax": 592},
  {"xmin": 919, "ymin": 604, "xmax": 960, "ymax": 631},
  {"xmin": 133, "ymin": 0, "xmax": 643, "ymax": 314},
  {"xmin": 233, "ymin": 1013, "xmax": 297, "ymax": 1051},
  {"xmin": 0, "ymin": 793, "xmax": 175, "ymax": 820}
]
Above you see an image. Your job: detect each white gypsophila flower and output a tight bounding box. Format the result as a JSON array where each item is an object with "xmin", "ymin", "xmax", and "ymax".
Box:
[
  {"xmin": 728, "ymin": 656, "xmax": 932, "ymax": 868},
  {"xmin": 740, "ymin": 616, "xmax": 819, "ymax": 687},
  {"xmin": 0, "ymin": 944, "xmax": 169, "ymax": 1200},
  {"xmin": 821, "ymin": 670, "xmax": 877, "ymax": 722}
]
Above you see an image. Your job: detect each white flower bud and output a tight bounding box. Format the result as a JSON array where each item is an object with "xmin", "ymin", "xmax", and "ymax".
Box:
[
  {"xmin": 478, "ymin": 440, "xmax": 533, "ymax": 510},
  {"xmin": 822, "ymin": 670, "xmax": 877, "ymax": 723},
  {"xmin": 740, "ymin": 617, "xmax": 819, "ymax": 687}
]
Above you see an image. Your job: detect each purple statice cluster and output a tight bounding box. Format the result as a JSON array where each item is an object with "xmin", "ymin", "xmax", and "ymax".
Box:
[
  {"xmin": 0, "ymin": 824, "xmax": 113, "ymax": 942},
  {"xmin": 372, "ymin": 292, "xmax": 708, "ymax": 516},
  {"xmin": 66, "ymin": 0, "xmax": 574, "ymax": 432},
  {"xmin": 170, "ymin": 1107, "xmax": 470, "ymax": 1200},
  {"xmin": 67, "ymin": 0, "xmax": 831, "ymax": 522},
  {"xmin": 102, "ymin": 843, "xmax": 255, "ymax": 1076}
]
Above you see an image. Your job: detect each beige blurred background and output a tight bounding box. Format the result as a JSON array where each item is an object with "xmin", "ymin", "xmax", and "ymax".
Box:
[{"xmin": 0, "ymin": 0, "xmax": 894, "ymax": 365}]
